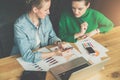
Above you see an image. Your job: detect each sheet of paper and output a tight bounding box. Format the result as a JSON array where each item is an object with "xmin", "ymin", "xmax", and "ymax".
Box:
[
  {"xmin": 37, "ymin": 47, "xmax": 50, "ymax": 52},
  {"xmin": 50, "ymin": 43, "xmax": 82, "ymax": 61},
  {"xmin": 17, "ymin": 47, "xmax": 51, "ymax": 71},
  {"xmin": 75, "ymin": 37, "xmax": 108, "ymax": 57},
  {"xmin": 17, "ymin": 57, "xmax": 38, "ymax": 71},
  {"xmin": 17, "ymin": 45, "xmax": 82, "ymax": 71},
  {"xmin": 75, "ymin": 37, "xmax": 109, "ymax": 64}
]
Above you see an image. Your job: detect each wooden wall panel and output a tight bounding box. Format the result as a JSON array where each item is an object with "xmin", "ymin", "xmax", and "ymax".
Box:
[{"xmin": 91, "ymin": 0, "xmax": 120, "ymax": 26}]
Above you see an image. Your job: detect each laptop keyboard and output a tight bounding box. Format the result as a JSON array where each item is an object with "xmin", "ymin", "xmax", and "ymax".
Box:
[{"xmin": 58, "ymin": 63, "xmax": 89, "ymax": 80}]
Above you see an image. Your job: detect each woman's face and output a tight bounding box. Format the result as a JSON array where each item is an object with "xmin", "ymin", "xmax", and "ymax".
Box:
[
  {"xmin": 72, "ymin": 1, "xmax": 90, "ymax": 18},
  {"xmin": 35, "ymin": 1, "xmax": 51, "ymax": 19}
]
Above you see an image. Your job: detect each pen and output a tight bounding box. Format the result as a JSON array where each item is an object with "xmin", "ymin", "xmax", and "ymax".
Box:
[{"xmin": 63, "ymin": 47, "xmax": 73, "ymax": 51}]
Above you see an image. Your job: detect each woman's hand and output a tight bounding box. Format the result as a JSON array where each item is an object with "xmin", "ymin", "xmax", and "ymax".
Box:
[
  {"xmin": 74, "ymin": 32, "xmax": 83, "ymax": 39},
  {"xmin": 74, "ymin": 22, "xmax": 88, "ymax": 39},
  {"xmin": 86, "ymin": 29, "xmax": 100, "ymax": 37},
  {"xmin": 54, "ymin": 49, "xmax": 62, "ymax": 56},
  {"xmin": 80, "ymin": 22, "xmax": 88, "ymax": 35},
  {"xmin": 54, "ymin": 46, "xmax": 73, "ymax": 56},
  {"xmin": 81, "ymin": 29, "xmax": 100, "ymax": 38}
]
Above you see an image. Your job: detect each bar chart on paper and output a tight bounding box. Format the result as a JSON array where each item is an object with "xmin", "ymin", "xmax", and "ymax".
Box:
[{"xmin": 17, "ymin": 43, "xmax": 82, "ymax": 71}]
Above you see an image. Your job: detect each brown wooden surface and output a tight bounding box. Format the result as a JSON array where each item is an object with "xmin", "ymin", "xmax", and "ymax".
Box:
[{"xmin": 0, "ymin": 26, "xmax": 120, "ymax": 80}]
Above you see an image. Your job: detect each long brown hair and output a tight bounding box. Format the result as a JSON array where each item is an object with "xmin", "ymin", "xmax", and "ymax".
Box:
[{"xmin": 71, "ymin": 0, "xmax": 90, "ymax": 6}]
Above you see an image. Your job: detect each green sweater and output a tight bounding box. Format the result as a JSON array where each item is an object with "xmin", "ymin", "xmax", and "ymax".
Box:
[{"xmin": 58, "ymin": 8, "xmax": 114, "ymax": 42}]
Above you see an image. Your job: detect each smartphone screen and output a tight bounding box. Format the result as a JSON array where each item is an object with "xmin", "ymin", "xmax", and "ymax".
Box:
[{"xmin": 85, "ymin": 47, "xmax": 95, "ymax": 54}]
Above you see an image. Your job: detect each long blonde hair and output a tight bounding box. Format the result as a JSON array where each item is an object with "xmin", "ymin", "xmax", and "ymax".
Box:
[{"xmin": 25, "ymin": 0, "xmax": 50, "ymax": 12}]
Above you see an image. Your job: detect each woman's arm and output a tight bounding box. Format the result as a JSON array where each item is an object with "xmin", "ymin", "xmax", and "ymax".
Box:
[
  {"xmin": 14, "ymin": 24, "xmax": 42, "ymax": 63},
  {"xmin": 46, "ymin": 16, "xmax": 61, "ymax": 44},
  {"xmin": 96, "ymin": 11, "xmax": 114, "ymax": 33}
]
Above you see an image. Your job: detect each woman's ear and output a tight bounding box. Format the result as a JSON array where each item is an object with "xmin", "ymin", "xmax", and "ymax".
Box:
[
  {"xmin": 87, "ymin": 2, "xmax": 90, "ymax": 8},
  {"xmin": 32, "ymin": 7, "xmax": 39, "ymax": 13}
]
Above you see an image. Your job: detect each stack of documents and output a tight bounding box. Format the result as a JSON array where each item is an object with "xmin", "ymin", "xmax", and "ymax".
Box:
[{"xmin": 75, "ymin": 37, "xmax": 109, "ymax": 64}]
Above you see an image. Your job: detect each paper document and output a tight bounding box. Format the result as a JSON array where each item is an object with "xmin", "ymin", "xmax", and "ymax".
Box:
[
  {"xmin": 50, "ymin": 43, "xmax": 82, "ymax": 60},
  {"xmin": 75, "ymin": 37, "xmax": 109, "ymax": 64},
  {"xmin": 17, "ymin": 47, "xmax": 50, "ymax": 71},
  {"xmin": 17, "ymin": 45, "xmax": 82, "ymax": 71}
]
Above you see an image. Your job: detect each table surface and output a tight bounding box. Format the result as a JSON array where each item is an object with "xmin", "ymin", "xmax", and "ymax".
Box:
[{"xmin": 0, "ymin": 27, "xmax": 120, "ymax": 80}]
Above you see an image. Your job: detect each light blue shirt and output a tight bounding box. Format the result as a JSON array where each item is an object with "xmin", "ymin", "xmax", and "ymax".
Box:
[{"xmin": 11, "ymin": 13, "xmax": 61, "ymax": 63}]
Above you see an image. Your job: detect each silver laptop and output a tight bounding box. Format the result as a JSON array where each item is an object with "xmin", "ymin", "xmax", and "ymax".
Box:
[{"xmin": 49, "ymin": 57, "xmax": 109, "ymax": 80}]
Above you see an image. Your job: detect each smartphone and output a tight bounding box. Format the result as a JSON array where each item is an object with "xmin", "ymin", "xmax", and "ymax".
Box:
[
  {"xmin": 85, "ymin": 47, "xmax": 95, "ymax": 54},
  {"xmin": 20, "ymin": 70, "xmax": 46, "ymax": 80}
]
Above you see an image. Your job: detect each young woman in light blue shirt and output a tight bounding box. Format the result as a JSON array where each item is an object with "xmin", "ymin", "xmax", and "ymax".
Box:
[{"xmin": 11, "ymin": 0, "xmax": 61, "ymax": 63}]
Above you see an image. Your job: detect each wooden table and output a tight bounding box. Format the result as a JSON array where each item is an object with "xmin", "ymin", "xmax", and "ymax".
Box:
[{"xmin": 0, "ymin": 27, "xmax": 120, "ymax": 80}]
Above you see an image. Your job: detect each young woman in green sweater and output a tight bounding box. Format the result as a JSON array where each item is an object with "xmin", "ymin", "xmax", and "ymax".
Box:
[{"xmin": 58, "ymin": 0, "xmax": 114, "ymax": 42}]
